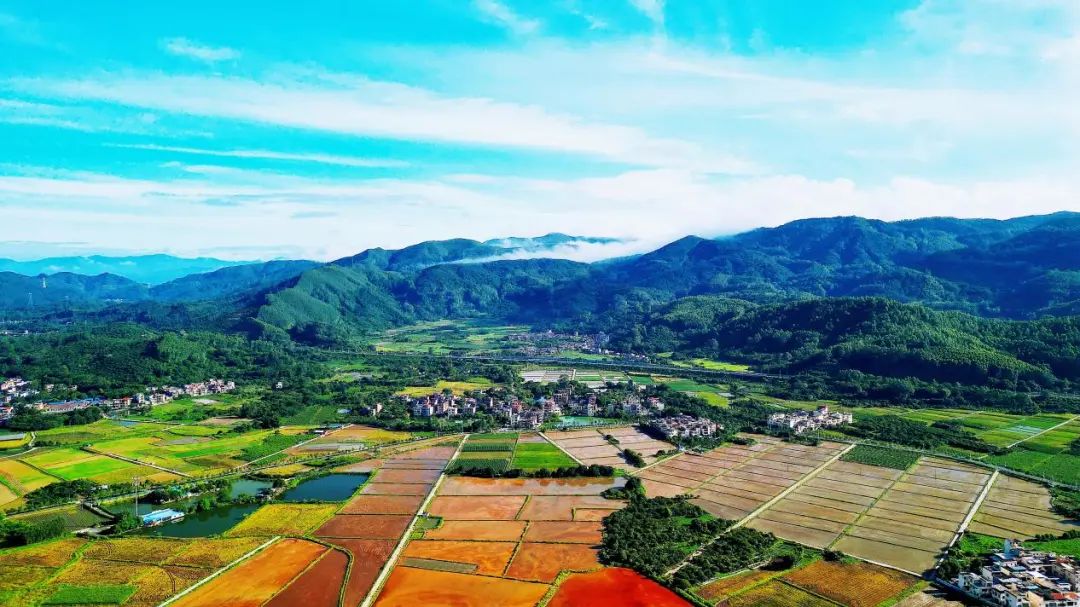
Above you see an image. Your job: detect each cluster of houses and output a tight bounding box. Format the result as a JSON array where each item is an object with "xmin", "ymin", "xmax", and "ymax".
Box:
[
  {"xmin": 0, "ymin": 378, "xmax": 235, "ymax": 422},
  {"xmin": 506, "ymin": 330, "xmax": 610, "ymax": 356},
  {"xmin": 133, "ymin": 379, "xmax": 237, "ymax": 407},
  {"xmin": 399, "ymin": 387, "xmax": 666, "ymax": 430},
  {"xmin": 1, "ymin": 376, "xmax": 38, "ymax": 405},
  {"xmin": 649, "ymin": 415, "xmax": 722, "ymax": 440},
  {"xmin": 767, "ymin": 405, "xmax": 853, "ymax": 435},
  {"xmin": 954, "ymin": 540, "xmax": 1080, "ymax": 607}
]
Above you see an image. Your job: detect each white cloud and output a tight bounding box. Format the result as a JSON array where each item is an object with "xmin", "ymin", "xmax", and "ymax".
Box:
[
  {"xmin": 473, "ymin": 0, "xmax": 540, "ymax": 35},
  {"xmin": 110, "ymin": 143, "xmax": 408, "ymax": 168},
  {"xmin": 12, "ymin": 70, "xmax": 756, "ymax": 174},
  {"xmin": 161, "ymin": 37, "xmax": 239, "ymax": 62},
  {"xmin": 565, "ymin": 1, "xmax": 607, "ymax": 31},
  {"xmin": 1, "ymin": 166, "xmax": 1075, "ymax": 261},
  {"xmin": 628, "ymin": 0, "xmax": 664, "ymax": 28}
]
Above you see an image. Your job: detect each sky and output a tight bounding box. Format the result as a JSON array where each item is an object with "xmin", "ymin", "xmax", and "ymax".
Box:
[{"xmin": 1, "ymin": 0, "xmax": 1078, "ymax": 261}]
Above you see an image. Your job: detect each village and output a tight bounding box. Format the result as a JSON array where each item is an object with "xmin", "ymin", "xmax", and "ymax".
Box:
[
  {"xmin": 400, "ymin": 386, "xmax": 670, "ymax": 430},
  {"xmin": 0, "ymin": 376, "xmax": 236, "ymax": 422},
  {"xmin": 954, "ymin": 539, "xmax": 1080, "ymax": 606},
  {"xmin": 767, "ymin": 405, "xmax": 854, "ymax": 435}
]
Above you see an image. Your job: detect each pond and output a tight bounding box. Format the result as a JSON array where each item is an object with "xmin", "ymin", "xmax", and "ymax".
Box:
[
  {"xmin": 105, "ymin": 479, "xmax": 272, "ymax": 518},
  {"xmin": 134, "ymin": 502, "xmax": 261, "ymax": 538},
  {"xmin": 555, "ymin": 416, "xmax": 618, "ymax": 428},
  {"xmin": 230, "ymin": 478, "xmax": 272, "ymax": 499},
  {"xmin": 278, "ymin": 473, "xmax": 369, "ymax": 502}
]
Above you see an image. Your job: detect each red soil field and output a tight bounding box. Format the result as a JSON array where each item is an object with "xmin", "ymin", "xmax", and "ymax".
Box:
[
  {"xmin": 403, "ymin": 540, "xmax": 517, "ymax": 575},
  {"xmin": 324, "ymin": 539, "xmax": 397, "ymax": 607},
  {"xmin": 505, "ymin": 543, "xmax": 601, "ymax": 582},
  {"xmin": 523, "ymin": 521, "xmax": 603, "ymax": 544},
  {"xmin": 172, "ymin": 538, "xmax": 328, "ymax": 607},
  {"xmin": 265, "ymin": 547, "xmax": 347, "ymax": 607},
  {"xmin": 316, "ymin": 514, "xmax": 413, "ymax": 539},
  {"xmin": 547, "ymin": 567, "xmax": 691, "ymax": 607},
  {"xmin": 427, "ymin": 495, "xmax": 526, "ymax": 520},
  {"xmin": 340, "ymin": 495, "xmax": 425, "ymax": 515},
  {"xmin": 373, "ymin": 567, "xmax": 549, "ymax": 607},
  {"xmin": 337, "ymin": 460, "xmax": 381, "ymax": 473},
  {"xmin": 518, "ymin": 495, "xmax": 620, "ymax": 520},
  {"xmin": 574, "ymin": 509, "xmax": 615, "ymax": 522},
  {"xmin": 438, "ymin": 476, "xmax": 624, "ymax": 496},
  {"xmin": 395, "ymin": 446, "xmax": 457, "ymax": 460},
  {"xmin": 380, "ymin": 460, "xmax": 447, "ymax": 470},
  {"xmin": 372, "ymin": 469, "xmax": 442, "ymax": 484},
  {"xmin": 361, "ymin": 482, "xmax": 432, "ymax": 496},
  {"xmin": 423, "ymin": 520, "xmax": 527, "ymax": 541},
  {"xmin": 641, "ymin": 479, "xmax": 690, "ymax": 499}
]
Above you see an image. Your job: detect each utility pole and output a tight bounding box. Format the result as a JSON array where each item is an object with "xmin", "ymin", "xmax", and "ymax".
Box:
[{"xmin": 133, "ymin": 477, "xmax": 140, "ymax": 519}]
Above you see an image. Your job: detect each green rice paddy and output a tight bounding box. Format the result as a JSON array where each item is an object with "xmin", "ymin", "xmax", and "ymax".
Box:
[{"xmin": 510, "ymin": 441, "xmax": 576, "ymax": 471}]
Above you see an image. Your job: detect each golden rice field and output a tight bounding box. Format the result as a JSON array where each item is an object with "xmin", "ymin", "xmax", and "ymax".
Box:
[
  {"xmin": 225, "ymin": 503, "xmax": 339, "ymax": 537},
  {"xmin": 0, "ymin": 536, "xmax": 267, "ymax": 607}
]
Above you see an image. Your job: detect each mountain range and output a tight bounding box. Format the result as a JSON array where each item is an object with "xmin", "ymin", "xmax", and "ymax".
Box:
[
  {"xmin": 0, "ymin": 254, "xmax": 258, "ymax": 285},
  {"xmin": 3, "ymin": 214, "xmax": 1079, "ymax": 340}
]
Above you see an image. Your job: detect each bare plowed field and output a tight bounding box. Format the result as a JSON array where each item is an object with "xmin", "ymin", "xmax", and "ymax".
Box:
[{"xmin": 972, "ymin": 475, "xmax": 1079, "ymax": 538}]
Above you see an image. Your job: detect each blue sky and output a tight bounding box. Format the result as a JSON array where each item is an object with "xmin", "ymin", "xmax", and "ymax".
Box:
[{"xmin": 1, "ymin": 0, "xmax": 1078, "ymax": 261}]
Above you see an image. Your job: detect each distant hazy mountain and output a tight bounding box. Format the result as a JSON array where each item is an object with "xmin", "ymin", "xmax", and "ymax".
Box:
[
  {"xmin": 0, "ymin": 271, "xmax": 147, "ymax": 310},
  {"xmin": 0, "ymin": 254, "xmax": 257, "ymax": 285}
]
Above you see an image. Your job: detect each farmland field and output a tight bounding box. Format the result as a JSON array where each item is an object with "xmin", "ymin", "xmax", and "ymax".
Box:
[
  {"xmin": 969, "ymin": 475, "xmax": 1080, "ymax": 539},
  {"xmin": 0, "ymin": 536, "xmax": 262, "ymax": 607},
  {"xmin": 985, "ymin": 446, "xmax": 1080, "ymax": 486},
  {"xmin": 546, "ymin": 426, "xmax": 673, "ymax": 470},
  {"xmin": 17, "ymin": 447, "xmax": 180, "ymax": 485},
  {"xmin": 0, "ymin": 457, "xmax": 58, "ymax": 496},
  {"xmin": 546, "ymin": 568, "xmax": 689, "ymax": 607},
  {"xmin": 226, "ymin": 503, "xmax": 338, "ymax": 537},
  {"xmin": 829, "ymin": 457, "xmax": 992, "ymax": 574},
  {"xmin": 397, "ymin": 379, "xmax": 494, "ymax": 397},
  {"xmin": 841, "ymin": 445, "xmax": 920, "ymax": 470},
  {"xmin": 447, "ymin": 433, "xmax": 516, "ymax": 473},
  {"xmin": 370, "ymin": 475, "xmax": 629, "ymax": 606},
  {"xmin": 637, "ymin": 435, "xmax": 847, "ymax": 523},
  {"xmin": 783, "ymin": 560, "xmax": 918, "ymax": 607},
  {"xmin": 724, "ymin": 580, "xmax": 834, "ymax": 607},
  {"xmin": 171, "ymin": 538, "xmax": 328, "ymax": 607},
  {"xmin": 90, "ymin": 428, "xmax": 294, "ymax": 476},
  {"xmin": 510, "ymin": 439, "xmax": 575, "ymax": 470}
]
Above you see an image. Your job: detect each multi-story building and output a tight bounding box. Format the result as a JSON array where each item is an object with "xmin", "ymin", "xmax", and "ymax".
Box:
[
  {"xmin": 649, "ymin": 415, "xmax": 720, "ymax": 440},
  {"xmin": 955, "ymin": 540, "xmax": 1080, "ymax": 607},
  {"xmin": 767, "ymin": 405, "xmax": 853, "ymax": 435}
]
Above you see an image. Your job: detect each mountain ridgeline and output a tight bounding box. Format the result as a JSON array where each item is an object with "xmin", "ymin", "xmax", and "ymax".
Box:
[
  {"xmin": 240, "ymin": 212, "xmax": 1080, "ymax": 341},
  {"xmin": 4, "ymin": 215, "xmax": 1080, "ymax": 396}
]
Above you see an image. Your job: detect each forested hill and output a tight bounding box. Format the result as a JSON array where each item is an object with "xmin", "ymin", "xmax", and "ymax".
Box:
[
  {"xmin": 4, "ymin": 213, "xmax": 1080, "ymax": 347},
  {"xmin": 601, "ymin": 296, "xmax": 1080, "ymax": 392},
  {"xmin": 241, "ymin": 212, "xmax": 1080, "ymax": 342}
]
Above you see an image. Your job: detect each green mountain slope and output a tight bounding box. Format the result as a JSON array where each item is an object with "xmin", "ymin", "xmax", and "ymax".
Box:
[{"xmin": 607, "ymin": 296, "xmax": 1080, "ymax": 389}]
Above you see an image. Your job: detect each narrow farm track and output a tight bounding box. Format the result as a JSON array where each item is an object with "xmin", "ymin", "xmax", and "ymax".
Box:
[
  {"xmin": 156, "ymin": 536, "xmax": 279, "ymax": 607},
  {"xmin": 732, "ymin": 443, "xmax": 855, "ymax": 530},
  {"xmin": 1006, "ymin": 414, "xmax": 1080, "ymax": 449},
  {"xmin": 538, "ymin": 431, "xmax": 585, "ymax": 466},
  {"xmin": 663, "ymin": 442, "xmax": 854, "ymax": 578},
  {"xmin": 358, "ymin": 437, "xmax": 463, "ymax": 607},
  {"xmin": 84, "ymin": 446, "xmax": 192, "ymax": 478},
  {"xmin": 244, "ymin": 423, "xmax": 355, "ymax": 467},
  {"xmin": 935, "ymin": 469, "xmax": 999, "ymax": 571}
]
